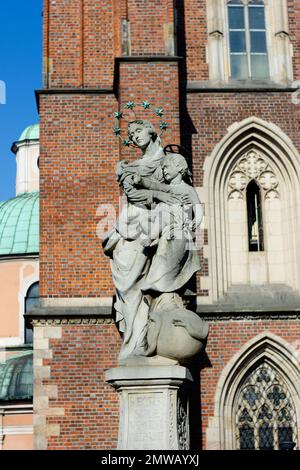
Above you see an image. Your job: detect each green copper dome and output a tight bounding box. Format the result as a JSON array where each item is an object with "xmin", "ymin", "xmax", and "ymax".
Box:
[
  {"xmin": 0, "ymin": 192, "xmax": 39, "ymax": 256},
  {"xmin": 0, "ymin": 351, "xmax": 33, "ymax": 401},
  {"xmin": 18, "ymin": 124, "xmax": 39, "ymax": 142}
]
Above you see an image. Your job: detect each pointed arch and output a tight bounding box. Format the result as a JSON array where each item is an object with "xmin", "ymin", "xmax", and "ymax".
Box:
[
  {"xmin": 206, "ymin": 332, "xmax": 300, "ymax": 449},
  {"xmin": 203, "ymin": 117, "xmax": 300, "ymax": 302}
]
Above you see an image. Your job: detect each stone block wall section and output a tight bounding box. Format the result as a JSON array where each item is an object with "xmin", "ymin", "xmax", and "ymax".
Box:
[
  {"xmin": 33, "ymin": 326, "xmax": 64, "ymax": 450},
  {"xmin": 33, "ymin": 321, "xmax": 120, "ymax": 449}
]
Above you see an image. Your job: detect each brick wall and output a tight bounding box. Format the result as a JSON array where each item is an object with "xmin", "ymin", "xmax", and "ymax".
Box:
[
  {"xmin": 118, "ymin": 60, "xmax": 181, "ymax": 148},
  {"xmin": 179, "ymin": 0, "xmax": 209, "ymax": 82},
  {"xmin": 288, "ymin": 0, "xmax": 300, "ymax": 80},
  {"xmin": 42, "ymin": 0, "xmax": 300, "ymax": 87},
  {"xmin": 39, "ymin": 93, "xmax": 119, "ymax": 298},
  {"xmin": 43, "ymin": 0, "xmax": 116, "ymax": 88},
  {"xmin": 34, "ymin": 322, "xmax": 120, "ymax": 449},
  {"xmin": 127, "ymin": 0, "xmax": 171, "ymax": 55}
]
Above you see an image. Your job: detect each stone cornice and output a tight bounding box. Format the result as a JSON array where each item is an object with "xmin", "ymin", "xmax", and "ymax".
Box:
[
  {"xmin": 27, "ymin": 305, "xmax": 114, "ymax": 326},
  {"xmin": 187, "ymin": 80, "xmax": 297, "ymax": 93},
  {"xmin": 198, "ymin": 310, "xmax": 300, "ymax": 321},
  {"xmin": 31, "ymin": 317, "xmax": 115, "ymax": 326},
  {"xmin": 28, "ymin": 306, "xmax": 300, "ymax": 325}
]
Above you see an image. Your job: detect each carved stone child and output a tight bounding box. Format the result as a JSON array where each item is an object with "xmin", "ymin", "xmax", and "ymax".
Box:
[{"xmin": 132, "ymin": 153, "xmax": 203, "ymax": 247}]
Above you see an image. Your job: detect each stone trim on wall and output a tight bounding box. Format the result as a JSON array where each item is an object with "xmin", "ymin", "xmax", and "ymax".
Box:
[
  {"xmin": 26, "ymin": 305, "xmax": 113, "ymax": 321},
  {"xmin": 32, "ymin": 318, "xmax": 115, "ymax": 326},
  {"xmin": 33, "ymin": 326, "xmax": 63, "ymax": 450},
  {"xmin": 227, "ymin": 149, "xmax": 280, "ymax": 200},
  {"xmin": 199, "ymin": 312, "xmax": 300, "ymax": 321},
  {"xmin": 40, "ymin": 297, "xmax": 113, "ymax": 308},
  {"xmin": 186, "ymin": 82, "xmax": 297, "ymax": 92}
]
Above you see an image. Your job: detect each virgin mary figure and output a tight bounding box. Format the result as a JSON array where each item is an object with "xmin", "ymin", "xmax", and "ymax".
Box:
[{"xmin": 102, "ymin": 120, "xmax": 201, "ymax": 362}]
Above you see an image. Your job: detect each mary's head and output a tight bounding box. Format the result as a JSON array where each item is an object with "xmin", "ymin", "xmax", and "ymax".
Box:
[{"xmin": 128, "ymin": 120, "xmax": 158, "ymax": 150}]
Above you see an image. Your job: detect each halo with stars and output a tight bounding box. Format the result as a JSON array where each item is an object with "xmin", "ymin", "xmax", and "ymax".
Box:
[{"xmin": 113, "ymin": 101, "xmax": 169, "ymax": 147}]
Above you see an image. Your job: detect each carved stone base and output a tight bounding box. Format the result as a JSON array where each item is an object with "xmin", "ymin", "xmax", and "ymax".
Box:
[{"xmin": 106, "ymin": 364, "xmax": 193, "ymax": 450}]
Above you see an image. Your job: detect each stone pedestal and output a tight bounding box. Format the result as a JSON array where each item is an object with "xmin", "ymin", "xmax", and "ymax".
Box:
[{"xmin": 106, "ymin": 364, "xmax": 193, "ymax": 450}]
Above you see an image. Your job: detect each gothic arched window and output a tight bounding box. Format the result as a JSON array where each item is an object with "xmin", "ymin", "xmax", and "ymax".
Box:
[
  {"xmin": 227, "ymin": 0, "xmax": 269, "ymax": 80},
  {"xmin": 235, "ymin": 363, "xmax": 298, "ymax": 450},
  {"xmin": 246, "ymin": 180, "xmax": 264, "ymax": 251}
]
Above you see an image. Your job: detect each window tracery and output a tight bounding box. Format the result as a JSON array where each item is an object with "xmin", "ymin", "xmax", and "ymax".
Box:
[
  {"xmin": 236, "ymin": 362, "xmax": 298, "ymax": 450},
  {"xmin": 228, "ymin": 149, "xmax": 279, "ymax": 200}
]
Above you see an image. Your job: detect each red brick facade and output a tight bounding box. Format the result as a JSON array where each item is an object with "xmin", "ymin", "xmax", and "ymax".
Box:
[
  {"xmin": 45, "ymin": 323, "xmax": 120, "ymax": 449},
  {"xmin": 36, "ymin": 0, "xmax": 300, "ymax": 450}
]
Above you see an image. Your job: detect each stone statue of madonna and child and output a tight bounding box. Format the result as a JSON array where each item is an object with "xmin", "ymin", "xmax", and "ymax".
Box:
[{"xmin": 102, "ymin": 117, "xmax": 208, "ymax": 365}]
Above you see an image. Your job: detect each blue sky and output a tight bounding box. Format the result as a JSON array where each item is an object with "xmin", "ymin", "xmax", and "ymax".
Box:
[{"xmin": 0, "ymin": 0, "xmax": 42, "ymax": 201}]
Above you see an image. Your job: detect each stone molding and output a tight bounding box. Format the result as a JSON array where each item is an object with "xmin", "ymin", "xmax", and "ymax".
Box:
[
  {"xmin": 26, "ymin": 305, "xmax": 113, "ymax": 321},
  {"xmin": 31, "ymin": 318, "xmax": 115, "ymax": 326},
  {"xmin": 199, "ymin": 312, "xmax": 300, "ymax": 322},
  {"xmin": 2, "ymin": 425, "xmax": 33, "ymax": 435},
  {"xmin": 228, "ymin": 149, "xmax": 280, "ymax": 200},
  {"xmin": 35, "ymin": 88, "xmax": 114, "ymax": 95},
  {"xmin": 186, "ymin": 82, "xmax": 296, "ymax": 92},
  {"xmin": 40, "ymin": 297, "xmax": 113, "ymax": 308}
]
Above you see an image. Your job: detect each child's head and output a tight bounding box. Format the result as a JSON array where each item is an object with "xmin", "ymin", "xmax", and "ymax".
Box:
[{"xmin": 162, "ymin": 153, "xmax": 188, "ymax": 182}]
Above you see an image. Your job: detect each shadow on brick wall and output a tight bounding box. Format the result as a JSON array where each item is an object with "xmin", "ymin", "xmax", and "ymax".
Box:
[{"xmin": 189, "ymin": 348, "xmax": 212, "ymax": 450}]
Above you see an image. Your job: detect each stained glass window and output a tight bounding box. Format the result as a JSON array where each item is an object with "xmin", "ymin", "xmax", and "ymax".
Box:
[
  {"xmin": 235, "ymin": 363, "xmax": 298, "ymax": 450},
  {"xmin": 228, "ymin": 0, "xmax": 269, "ymax": 79}
]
